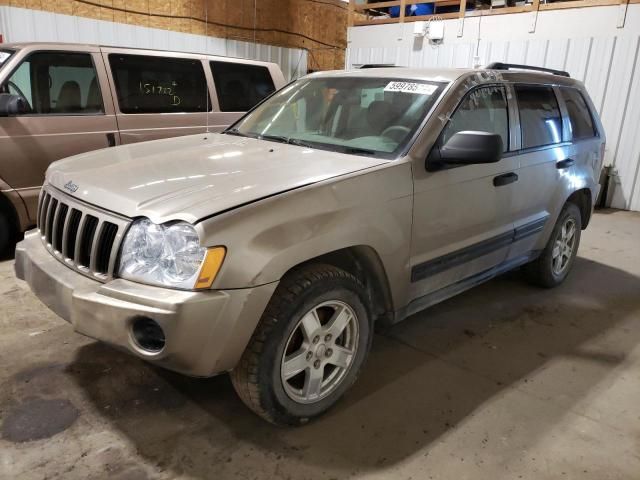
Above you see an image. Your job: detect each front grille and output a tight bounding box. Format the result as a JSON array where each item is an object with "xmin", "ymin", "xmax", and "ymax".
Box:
[{"xmin": 37, "ymin": 186, "xmax": 130, "ymax": 280}]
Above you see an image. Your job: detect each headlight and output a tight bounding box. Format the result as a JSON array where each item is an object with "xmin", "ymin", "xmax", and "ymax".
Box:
[{"xmin": 118, "ymin": 218, "xmax": 225, "ymax": 290}]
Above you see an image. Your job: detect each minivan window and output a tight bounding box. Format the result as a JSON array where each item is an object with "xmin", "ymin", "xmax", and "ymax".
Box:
[
  {"xmin": 441, "ymin": 85, "xmax": 509, "ymax": 152},
  {"xmin": 561, "ymin": 87, "xmax": 596, "ymax": 140},
  {"xmin": 0, "ymin": 51, "xmax": 104, "ymax": 114},
  {"xmin": 229, "ymin": 77, "xmax": 444, "ymax": 157},
  {"xmin": 515, "ymin": 85, "xmax": 563, "ymax": 149},
  {"xmin": 211, "ymin": 61, "xmax": 275, "ymax": 112},
  {"xmin": 109, "ymin": 54, "xmax": 209, "ymax": 114}
]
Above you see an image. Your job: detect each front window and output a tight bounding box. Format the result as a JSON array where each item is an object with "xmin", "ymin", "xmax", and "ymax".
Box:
[
  {"xmin": 0, "ymin": 51, "xmax": 104, "ymax": 115},
  {"xmin": 228, "ymin": 77, "xmax": 445, "ymax": 157},
  {"xmin": 0, "ymin": 49, "xmax": 14, "ymax": 70}
]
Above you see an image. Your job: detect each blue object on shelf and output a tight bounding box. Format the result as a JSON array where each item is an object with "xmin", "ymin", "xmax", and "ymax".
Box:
[
  {"xmin": 410, "ymin": 3, "xmax": 435, "ymax": 15},
  {"xmin": 389, "ymin": 3, "xmax": 435, "ymax": 17}
]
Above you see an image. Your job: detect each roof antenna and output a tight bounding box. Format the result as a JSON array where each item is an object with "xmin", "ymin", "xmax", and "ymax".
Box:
[{"xmin": 205, "ymin": 0, "xmax": 210, "ymax": 138}]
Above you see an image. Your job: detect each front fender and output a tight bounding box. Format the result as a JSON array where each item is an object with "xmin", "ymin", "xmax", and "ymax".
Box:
[{"xmin": 199, "ymin": 162, "xmax": 414, "ymax": 309}]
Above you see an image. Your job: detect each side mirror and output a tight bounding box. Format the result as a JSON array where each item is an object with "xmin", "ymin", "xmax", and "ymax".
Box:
[
  {"xmin": 0, "ymin": 93, "xmax": 28, "ymax": 117},
  {"xmin": 427, "ymin": 131, "xmax": 503, "ymax": 170}
]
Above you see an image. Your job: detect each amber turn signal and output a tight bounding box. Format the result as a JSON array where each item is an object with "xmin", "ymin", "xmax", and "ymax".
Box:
[{"xmin": 195, "ymin": 247, "xmax": 226, "ymax": 289}]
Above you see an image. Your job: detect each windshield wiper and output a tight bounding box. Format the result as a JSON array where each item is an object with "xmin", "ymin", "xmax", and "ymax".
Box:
[
  {"xmin": 259, "ymin": 134, "xmax": 315, "ymax": 149},
  {"xmin": 343, "ymin": 147, "xmax": 378, "ymax": 156},
  {"xmin": 223, "ymin": 128, "xmax": 248, "ymax": 137}
]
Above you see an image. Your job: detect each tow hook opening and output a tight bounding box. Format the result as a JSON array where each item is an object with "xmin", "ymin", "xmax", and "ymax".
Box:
[{"xmin": 131, "ymin": 316, "xmax": 166, "ymax": 353}]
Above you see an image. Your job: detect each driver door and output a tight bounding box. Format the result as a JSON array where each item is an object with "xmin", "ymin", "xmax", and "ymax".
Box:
[
  {"xmin": 0, "ymin": 46, "xmax": 118, "ymax": 224},
  {"xmin": 408, "ymin": 85, "xmax": 519, "ymax": 303}
]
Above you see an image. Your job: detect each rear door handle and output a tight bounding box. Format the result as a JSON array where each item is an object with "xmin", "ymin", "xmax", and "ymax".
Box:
[
  {"xmin": 493, "ymin": 172, "xmax": 518, "ymax": 187},
  {"xmin": 106, "ymin": 132, "xmax": 116, "ymax": 147},
  {"xmin": 556, "ymin": 158, "xmax": 575, "ymax": 169}
]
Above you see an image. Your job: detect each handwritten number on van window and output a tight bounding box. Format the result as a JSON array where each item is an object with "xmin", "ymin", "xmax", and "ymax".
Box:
[{"xmin": 139, "ymin": 81, "xmax": 182, "ymax": 106}]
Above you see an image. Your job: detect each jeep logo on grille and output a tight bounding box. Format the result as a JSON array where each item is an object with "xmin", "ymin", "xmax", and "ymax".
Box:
[{"xmin": 64, "ymin": 181, "xmax": 79, "ymax": 193}]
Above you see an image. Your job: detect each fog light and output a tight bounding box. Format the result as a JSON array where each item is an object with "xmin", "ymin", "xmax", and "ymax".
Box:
[{"xmin": 131, "ymin": 317, "xmax": 165, "ymax": 352}]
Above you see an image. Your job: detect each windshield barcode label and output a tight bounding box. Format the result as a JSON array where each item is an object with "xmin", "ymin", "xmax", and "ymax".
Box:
[{"xmin": 384, "ymin": 82, "xmax": 437, "ymax": 95}]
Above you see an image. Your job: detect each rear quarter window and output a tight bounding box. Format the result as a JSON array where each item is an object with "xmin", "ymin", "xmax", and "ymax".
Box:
[
  {"xmin": 561, "ymin": 87, "xmax": 597, "ymax": 140},
  {"xmin": 109, "ymin": 54, "xmax": 210, "ymax": 114},
  {"xmin": 515, "ymin": 85, "xmax": 563, "ymax": 149},
  {"xmin": 210, "ymin": 61, "xmax": 276, "ymax": 112}
]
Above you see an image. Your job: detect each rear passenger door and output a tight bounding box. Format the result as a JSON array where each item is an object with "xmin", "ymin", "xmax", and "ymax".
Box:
[
  {"xmin": 104, "ymin": 49, "xmax": 212, "ymax": 144},
  {"xmin": 0, "ymin": 47, "xmax": 117, "ymax": 222},
  {"xmin": 508, "ymin": 84, "xmax": 570, "ymax": 261},
  {"xmin": 209, "ymin": 60, "xmax": 276, "ymax": 126}
]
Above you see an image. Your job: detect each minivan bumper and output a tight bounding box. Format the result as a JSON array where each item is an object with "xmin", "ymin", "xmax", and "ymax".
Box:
[{"xmin": 15, "ymin": 230, "xmax": 277, "ymax": 377}]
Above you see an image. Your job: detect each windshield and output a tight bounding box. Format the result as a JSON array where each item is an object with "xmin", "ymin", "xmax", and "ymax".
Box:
[
  {"xmin": 228, "ymin": 76, "xmax": 445, "ymax": 157},
  {"xmin": 0, "ymin": 49, "xmax": 14, "ymax": 69}
]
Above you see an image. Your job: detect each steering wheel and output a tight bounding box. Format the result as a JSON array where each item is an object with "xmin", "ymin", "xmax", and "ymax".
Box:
[
  {"xmin": 381, "ymin": 125, "xmax": 410, "ymax": 143},
  {"xmin": 7, "ymin": 81, "xmax": 32, "ymax": 111}
]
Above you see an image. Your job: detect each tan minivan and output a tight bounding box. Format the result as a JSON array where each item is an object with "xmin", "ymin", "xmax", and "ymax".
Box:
[{"xmin": 0, "ymin": 42, "xmax": 285, "ymax": 254}]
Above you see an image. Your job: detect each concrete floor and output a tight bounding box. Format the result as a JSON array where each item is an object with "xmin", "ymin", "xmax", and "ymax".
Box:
[{"xmin": 1, "ymin": 209, "xmax": 639, "ymax": 480}]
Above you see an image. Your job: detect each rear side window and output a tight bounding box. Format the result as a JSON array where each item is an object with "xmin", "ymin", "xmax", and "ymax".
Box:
[
  {"xmin": 561, "ymin": 87, "xmax": 596, "ymax": 140},
  {"xmin": 515, "ymin": 85, "xmax": 563, "ymax": 149},
  {"xmin": 1, "ymin": 51, "xmax": 103, "ymax": 115},
  {"xmin": 210, "ymin": 61, "xmax": 275, "ymax": 112},
  {"xmin": 441, "ymin": 85, "xmax": 510, "ymax": 152},
  {"xmin": 109, "ymin": 54, "xmax": 209, "ymax": 114}
]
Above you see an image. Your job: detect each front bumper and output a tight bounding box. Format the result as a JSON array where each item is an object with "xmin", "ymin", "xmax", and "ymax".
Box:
[{"xmin": 15, "ymin": 230, "xmax": 277, "ymax": 377}]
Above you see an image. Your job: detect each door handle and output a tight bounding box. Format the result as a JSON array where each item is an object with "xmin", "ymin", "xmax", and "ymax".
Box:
[
  {"xmin": 556, "ymin": 158, "xmax": 575, "ymax": 169},
  {"xmin": 493, "ymin": 172, "xmax": 518, "ymax": 187},
  {"xmin": 106, "ymin": 132, "xmax": 116, "ymax": 147}
]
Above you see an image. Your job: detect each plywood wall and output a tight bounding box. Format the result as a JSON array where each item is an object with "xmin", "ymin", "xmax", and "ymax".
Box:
[{"xmin": 0, "ymin": 0, "xmax": 347, "ymax": 70}]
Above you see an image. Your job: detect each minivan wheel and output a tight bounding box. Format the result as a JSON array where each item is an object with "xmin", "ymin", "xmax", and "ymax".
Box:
[
  {"xmin": 523, "ymin": 202, "xmax": 582, "ymax": 288},
  {"xmin": 231, "ymin": 264, "xmax": 372, "ymax": 426}
]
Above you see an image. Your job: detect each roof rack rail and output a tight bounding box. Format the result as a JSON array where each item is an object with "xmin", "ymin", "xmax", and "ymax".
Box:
[
  {"xmin": 485, "ymin": 62, "xmax": 570, "ymax": 78},
  {"xmin": 357, "ymin": 64, "xmax": 400, "ymax": 69}
]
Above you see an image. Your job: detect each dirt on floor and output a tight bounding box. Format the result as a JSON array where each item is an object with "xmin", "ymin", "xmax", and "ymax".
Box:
[{"xmin": 1, "ymin": 209, "xmax": 639, "ymax": 480}]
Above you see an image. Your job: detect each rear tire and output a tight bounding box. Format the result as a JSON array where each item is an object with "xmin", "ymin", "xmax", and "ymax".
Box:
[
  {"xmin": 523, "ymin": 202, "xmax": 582, "ymax": 288},
  {"xmin": 231, "ymin": 264, "xmax": 372, "ymax": 426}
]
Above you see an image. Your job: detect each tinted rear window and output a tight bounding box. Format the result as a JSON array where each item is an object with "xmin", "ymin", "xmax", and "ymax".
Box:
[
  {"xmin": 210, "ymin": 61, "xmax": 275, "ymax": 112},
  {"xmin": 109, "ymin": 54, "xmax": 209, "ymax": 114},
  {"xmin": 561, "ymin": 87, "xmax": 596, "ymax": 140},
  {"xmin": 515, "ymin": 85, "xmax": 563, "ymax": 149}
]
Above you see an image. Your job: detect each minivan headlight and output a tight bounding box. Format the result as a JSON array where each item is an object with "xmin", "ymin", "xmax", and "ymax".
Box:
[{"xmin": 118, "ymin": 218, "xmax": 225, "ymax": 290}]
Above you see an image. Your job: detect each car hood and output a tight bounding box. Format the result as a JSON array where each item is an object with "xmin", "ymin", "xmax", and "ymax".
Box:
[{"xmin": 47, "ymin": 133, "xmax": 389, "ymax": 223}]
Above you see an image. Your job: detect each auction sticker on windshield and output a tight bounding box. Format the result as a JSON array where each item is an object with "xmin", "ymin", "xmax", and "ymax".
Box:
[
  {"xmin": 384, "ymin": 81, "xmax": 437, "ymax": 95},
  {"xmin": 0, "ymin": 51, "xmax": 11, "ymax": 65}
]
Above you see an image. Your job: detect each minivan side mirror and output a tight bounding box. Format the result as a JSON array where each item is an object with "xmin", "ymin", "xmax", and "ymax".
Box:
[
  {"xmin": 0, "ymin": 93, "xmax": 28, "ymax": 117},
  {"xmin": 427, "ymin": 131, "xmax": 503, "ymax": 171}
]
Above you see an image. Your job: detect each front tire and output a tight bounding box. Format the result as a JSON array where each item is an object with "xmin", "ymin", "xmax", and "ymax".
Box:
[
  {"xmin": 524, "ymin": 202, "xmax": 582, "ymax": 288},
  {"xmin": 231, "ymin": 264, "xmax": 372, "ymax": 426}
]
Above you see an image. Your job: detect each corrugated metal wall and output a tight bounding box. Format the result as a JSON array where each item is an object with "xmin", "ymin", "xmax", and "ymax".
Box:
[
  {"xmin": 346, "ymin": 5, "xmax": 640, "ymax": 211},
  {"xmin": 0, "ymin": 6, "xmax": 307, "ymax": 81}
]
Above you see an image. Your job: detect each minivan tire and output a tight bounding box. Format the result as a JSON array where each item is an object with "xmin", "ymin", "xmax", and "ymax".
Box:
[
  {"xmin": 231, "ymin": 264, "xmax": 372, "ymax": 426},
  {"xmin": 0, "ymin": 209, "xmax": 13, "ymax": 258},
  {"xmin": 523, "ymin": 202, "xmax": 582, "ymax": 288}
]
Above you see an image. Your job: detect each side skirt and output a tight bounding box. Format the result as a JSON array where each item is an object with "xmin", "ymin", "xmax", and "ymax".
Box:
[{"xmin": 388, "ymin": 251, "xmax": 541, "ymax": 326}]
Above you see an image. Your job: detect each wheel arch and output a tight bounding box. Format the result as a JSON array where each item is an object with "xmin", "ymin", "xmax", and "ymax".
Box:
[
  {"xmin": 565, "ymin": 188, "xmax": 593, "ymax": 229},
  {"xmin": 284, "ymin": 245, "xmax": 395, "ymax": 326}
]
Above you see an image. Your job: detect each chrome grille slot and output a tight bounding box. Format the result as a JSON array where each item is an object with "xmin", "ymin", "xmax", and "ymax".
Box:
[
  {"xmin": 78, "ymin": 215, "xmax": 99, "ymax": 268},
  {"xmin": 45, "ymin": 198, "xmax": 58, "ymax": 245},
  {"xmin": 36, "ymin": 185, "xmax": 130, "ymax": 281},
  {"xmin": 95, "ymin": 222, "xmax": 119, "ymax": 274},
  {"xmin": 65, "ymin": 209, "xmax": 82, "ymax": 261},
  {"xmin": 39, "ymin": 192, "xmax": 51, "ymax": 231},
  {"xmin": 53, "ymin": 203, "xmax": 68, "ymax": 252}
]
